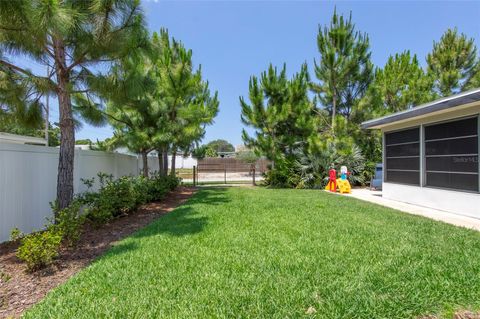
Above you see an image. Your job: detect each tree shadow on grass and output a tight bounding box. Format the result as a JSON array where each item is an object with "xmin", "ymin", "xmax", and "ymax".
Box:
[
  {"xmin": 89, "ymin": 187, "xmax": 232, "ymax": 264},
  {"xmin": 188, "ymin": 187, "xmax": 231, "ymax": 206},
  {"xmin": 132, "ymin": 187, "xmax": 231, "ymax": 238},
  {"xmin": 104, "ymin": 241, "xmax": 139, "ymax": 257}
]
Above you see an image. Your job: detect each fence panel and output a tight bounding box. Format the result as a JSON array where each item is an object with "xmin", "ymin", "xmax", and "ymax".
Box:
[
  {"xmin": 195, "ymin": 158, "xmax": 270, "ymax": 184},
  {"xmin": 0, "ymin": 143, "xmax": 59, "ymax": 243},
  {"xmin": 137, "ymin": 155, "xmax": 198, "ymax": 177},
  {"xmin": 0, "ymin": 143, "xmax": 140, "ymax": 243}
]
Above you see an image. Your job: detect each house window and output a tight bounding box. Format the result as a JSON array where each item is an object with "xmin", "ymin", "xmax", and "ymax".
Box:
[
  {"xmin": 425, "ymin": 117, "xmax": 478, "ymax": 192},
  {"xmin": 385, "ymin": 127, "xmax": 420, "ymax": 185}
]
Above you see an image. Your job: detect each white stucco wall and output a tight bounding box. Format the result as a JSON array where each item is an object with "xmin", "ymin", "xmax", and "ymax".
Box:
[{"xmin": 383, "ymin": 182, "xmax": 480, "ymax": 218}]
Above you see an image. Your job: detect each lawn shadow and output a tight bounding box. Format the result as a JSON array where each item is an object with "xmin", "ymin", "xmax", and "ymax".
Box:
[
  {"xmin": 105, "ymin": 241, "xmax": 139, "ymax": 257},
  {"xmin": 188, "ymin": 187, "xmax": 231, "ymax": 206},
  {"xmin": 79, "ymin": 241, "xmax": 140, "ymax": 268},
  {"xmin": 132, "ymin": 187, "xmax": 231, "ymax": 238}
]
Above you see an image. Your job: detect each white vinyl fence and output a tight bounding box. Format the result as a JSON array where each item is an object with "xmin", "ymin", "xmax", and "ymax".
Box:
[
  {"xmin": 0, "ymin": 143, "xmax": 140, "ymax": 243},
  {"xmin": 141, "ymin": 154, "xmax": 197, "ymax": 170}
]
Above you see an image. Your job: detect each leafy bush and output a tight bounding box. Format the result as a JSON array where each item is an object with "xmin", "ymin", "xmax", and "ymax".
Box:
[
  {"xmin": 265, "ymin": 140, "xmax": 366, "ymax": 189},
  {"xmin": 264, "ymin": 161, "xmax": 300, "ymax": 188},
  {"xmin": 131, "ymin": 176, "xmax": 155, "ymax": 206},
  {"xmin": 142, "ymin": 174, "xmax": 180, "ymax": 202},
  {"xmin": 14, "ymin": 173, "xmax": 180, "ymax": 271},
  {"xmin": 163, "ymin": 175, "xmax": 181, "ymax": 192},
  {"xmin": 79, "ymin": 173, "xmax": 180, "ymax": 225},
  {"xmin": 17, "ymin": 229, "xmax": 62, "ymax": 271},
  {"xmin": 50, "ymin": 200, "xmax": 86, "ymax": 247},
  {"xmin": 10, "ymin": 227, "xmax": 23, "ymax": 242},
  {"xmin": 104, "ymin": 177, "xmax": 138, "ymax": 216},
  {"xmin": 14, "ymin": 201, "xmax": 84, "ymax": 271},
  {"xmin": 79, "ymin": 176, "xmax": 134, "ymax": 225}
]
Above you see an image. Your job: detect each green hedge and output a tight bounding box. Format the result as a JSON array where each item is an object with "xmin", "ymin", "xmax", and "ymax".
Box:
[{"xmin": 13, "ymin": 174, "xmax": 180, "ymax": 271}]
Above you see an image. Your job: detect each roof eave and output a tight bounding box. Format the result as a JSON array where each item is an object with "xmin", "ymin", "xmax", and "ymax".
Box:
[{"xmin": 360, "ymin": 88, "xmax": 480, "ymax": 130}]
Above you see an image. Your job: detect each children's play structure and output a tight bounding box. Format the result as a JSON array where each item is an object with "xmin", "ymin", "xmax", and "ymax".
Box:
[{"xmin": 325, "ymin": 166, "xmax": 351, "ymax": 194}]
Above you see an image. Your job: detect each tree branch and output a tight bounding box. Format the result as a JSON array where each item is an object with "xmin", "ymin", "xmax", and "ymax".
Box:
[
  {"xmin": 0, "ymin": 59, "xmax": 42, "ymax": 79},
  {"xmin": 66, "ymin": 5, "xmax": 141, "ymax": 72},
  {"xmin": 102, "ymin": 110, "xmax": 134, "ymax": 128},
  {"xmin": 0, "ymin": 25, "xmax": 26, "ymax": 32}
]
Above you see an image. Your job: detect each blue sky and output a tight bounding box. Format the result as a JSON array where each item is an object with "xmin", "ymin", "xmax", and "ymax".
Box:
[{"xmin": 73, "ymin": 1, "xmax": 480, "ymax": 146}]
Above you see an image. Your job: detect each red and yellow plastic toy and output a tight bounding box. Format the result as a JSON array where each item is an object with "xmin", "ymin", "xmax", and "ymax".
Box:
[{"xmin": 325, "ymin": 166, "xmax": 351, "ymax": 194}]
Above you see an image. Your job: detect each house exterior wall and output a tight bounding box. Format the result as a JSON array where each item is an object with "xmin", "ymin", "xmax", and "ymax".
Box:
[
  {"xmin": 383, "ymin": 182, "xmax": 480, "ymax": 218},
  {"xmin": 380, "ymin": 103, "xmax": 480, "ymax": 217}
]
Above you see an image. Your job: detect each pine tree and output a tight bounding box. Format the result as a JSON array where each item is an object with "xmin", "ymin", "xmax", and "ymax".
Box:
[
  {"xmin": 312, "ymin": 9, "xmax": 373, "ymax": 132},
  {"xmin": 363, "ymin": 51, "xmax": 434, "ymax": 116},
  {"xmin": 0, "ymin": 0, "xmax": 146, "ymax": 209},
  {"xmin": 240, "ymin": 63, "xmax": 316, "ymax": 164},
  {"xmin": 101, "ymin": 54, "xmax": 158, "ymax": 177},
  {"xmin": 0, "ymin": 68, "xmax": 44, "ymax": 129},
  {"xmin": 427, "ymin": 28, "xmax": 479, "ymax": 96},
  {"xmin": 151, "ymin": 29, "xmax": 218, "ymax": 177}
]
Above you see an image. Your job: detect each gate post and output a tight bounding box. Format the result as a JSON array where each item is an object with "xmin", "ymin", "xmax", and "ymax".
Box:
[
  {"xmin": 193, "ymin": 165, "xmax": 196, "ymax": 187},
  {"xmin": 252, "ymin": 164, "xmax": 256, "ymax": 186},
  {"xmin": 224, "ymin": 163, "xmax": 227, "ymax": 184}
]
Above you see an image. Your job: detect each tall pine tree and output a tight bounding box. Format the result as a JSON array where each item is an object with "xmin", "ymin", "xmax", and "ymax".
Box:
[
  {"xmin": 312, "ymin": 9, "xmax": 373, "ymax": 133},
  {"xmin": 240, "ymin": 64, "xmax": 316, "ymax": 164},
  {"xmin": 362, "ymin": 51, "xmax": 434, "ymax": 116},
  {"xmin": 0, "ymin": 0, "xmax": 146, "ymax": 209},
  {"xmin": 427, "ymin": 28, "xmax": 479, "ymax": 96},
  {"xmin": 150, "ymin": 29, "xmax": 219, "ymax": 176}
]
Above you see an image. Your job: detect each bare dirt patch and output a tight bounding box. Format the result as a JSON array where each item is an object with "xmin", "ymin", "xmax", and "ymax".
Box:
[{"xmin": 0, "ymin": 187, "xmax": 196, "ymax": 318}]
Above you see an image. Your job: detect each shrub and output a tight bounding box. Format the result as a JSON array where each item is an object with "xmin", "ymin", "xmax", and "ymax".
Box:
[
  {"xmin": 13, "ymin": 173, "xmax": 181, "ymax": 270},
  {"xmin": 103, "ymin": 177, "xmax": 138, "ymax": 216},
  {"xmin": 131, "ymin": 176, "xmax": 155, "ymax": 205},
  {"xmin": 265, "ymin": 141, "xmax": 366, "ymax": 189},
  {"xmin": 51, "ymin": 200, "xmax": 86, "ymax": 247},
  {"xmin": 10, "ymin": 227, "xmax": 24, "ymax": 242},
  {"xmin": 264, "ymin": 160, "xmax": 300, "ymax": 188},
  {"xmin": 80, "ymin": 175, "xmax": 135, "ymax": 225},
  {"xmin": 14, "ymin": 201, "xmax": 84, "ymax": 271},
  {"xmin": 80, "ymin": 173, "xmax": 180, "ymax": 225},
  {"xmin": 85, "ymin": 204, "xmax": 113, "ymax": 226},
  {"xmin": 165, "ymin": 175, "xmax": 181, "ymax": 190},
  {"xmin": 17, "ymin": 229, "xmax": 62, "ymax": 271},
  {"xmin": 147, "ymin": 174, "xmax": 180, "ymax": 201}
]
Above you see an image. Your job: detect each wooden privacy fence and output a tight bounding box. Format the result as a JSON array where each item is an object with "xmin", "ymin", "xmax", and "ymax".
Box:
[{"xmin": 193, "ymin": 158, "xmax": 270, "ymax": 185}]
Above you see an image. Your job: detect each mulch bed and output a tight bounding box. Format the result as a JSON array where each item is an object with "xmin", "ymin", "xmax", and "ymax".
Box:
[{"xmin": 0, "ymin": 186, "xmax": 196, "ymax": 318}]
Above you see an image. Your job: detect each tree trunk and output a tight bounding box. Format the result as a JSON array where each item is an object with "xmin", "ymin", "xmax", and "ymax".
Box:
[
  {"xmin": 163, "ymin": 148, "xmax": 168, "ymax": 176},
  {"xmin": 332, "ymin": 90, "xmax": 337, "ymax": 134},
  {"xmin": 170, "ymin": 149, "xmax": 177, "ymax": 177},
  {"xmin": 54, "ymin": 38, "xmax": 75, "ymax": 211},
  {"xmin": 157, "ymin": 150, "xmax": 164, "ymax": 176},
  {"xmin": 252, "ymin": 164, "xmax": 256, "ymax": 186},
  {"xmin": 142, "ymin": 151, "xmax": 149, "ymax": 177}
]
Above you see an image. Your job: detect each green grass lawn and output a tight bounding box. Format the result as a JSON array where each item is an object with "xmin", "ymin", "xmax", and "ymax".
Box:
[{"xmin": 25, "ymin": 187, "xmax": 480, "ymax": 318}]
